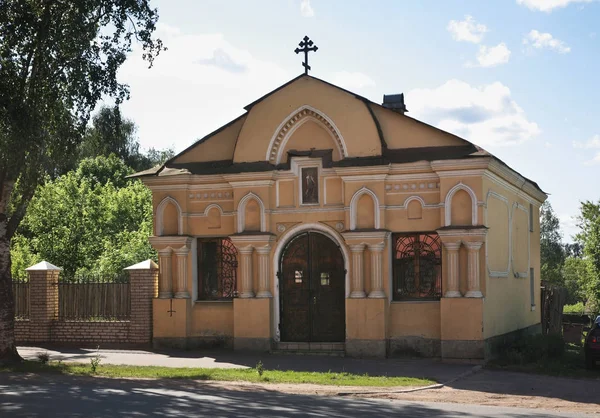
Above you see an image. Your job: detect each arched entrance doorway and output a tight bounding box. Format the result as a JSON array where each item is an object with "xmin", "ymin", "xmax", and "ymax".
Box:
[{"xmin": 279, "ymin": 231, "xmax": 345, "ymax": 342}]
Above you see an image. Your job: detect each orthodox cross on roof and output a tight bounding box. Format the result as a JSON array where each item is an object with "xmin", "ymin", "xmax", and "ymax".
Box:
[{"xmin": 294, "ymin": 36, "xmax": 318, "ymax": 75}]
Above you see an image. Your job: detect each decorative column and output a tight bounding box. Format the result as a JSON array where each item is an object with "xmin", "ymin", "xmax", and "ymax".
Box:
[
  {"xmin": 238, "ymin": 246, "xmax": 255, "ymax": 298},
  {"xmin": 174, "ymin": 246, "xmax": 190, "ymax": 298},
  {"xmin": 157, "ymin": 248, "xmax": 173, "ymax": 298},
  {"xmin": 368, "ymin": 242, "xmax": 386, "ymax": 298},
  {"xmin": 349, "ymin": 244, "xmax": 366, "ymax": 298},
  {"xmin": 443, "ymin": 242, "xmax": 462, "ymax": 298},
  {"xmin": 256, "ymin": 245, "xmax": 272, "ymax": 298},
  {"xmin": 465, "ymin": 242, "xmax": 484, "ymax": 298}
]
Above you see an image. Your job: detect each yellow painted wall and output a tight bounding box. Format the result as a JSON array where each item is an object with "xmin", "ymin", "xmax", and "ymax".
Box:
[
  {"xmin": 191, "ymin": 302, "xmax": 233, "ymax": 337},
  {"xmin": 281, "ymin": 120, "xmax": 342, "ymax": 162},
  {"xmin": 369, "ymin": 104, "xmax": 468, "ymax": 149},
  {"xmin": 441, "ymin": 298, "xmax": 483, "ymax": 341},
  {"xmin": 233, "ymin": 77, "xmax": 381, "ymax": 163},
  {"xmin": 483, "ymin": 177, "xmax": 541, "ymax": 339},
  {"xmin": 389, "ymin": 302, "xmax": 441, "ymax": 339},
  {"xmin": 172, "ymin": 115, "xmax": 246, "ymax": 163}
]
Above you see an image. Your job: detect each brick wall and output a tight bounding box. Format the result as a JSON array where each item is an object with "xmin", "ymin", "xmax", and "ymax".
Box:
[{"xmin": 16, "ymin": 261, "xmax": 158, "ymax": 347}]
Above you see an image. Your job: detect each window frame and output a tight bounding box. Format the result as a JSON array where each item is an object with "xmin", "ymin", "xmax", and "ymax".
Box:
[
  {"xmin": 197, "ymin": 237, "xmax": 238, "ymax": 301},
  {"xmin": 391, "ymin": 232, "xmax": 442, "ymax": 302}
]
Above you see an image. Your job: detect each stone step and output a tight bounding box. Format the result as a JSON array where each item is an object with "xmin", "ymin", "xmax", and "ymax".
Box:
[
  {"xmin": 270, "ymin": 349, "xmax": 345, "ymax": 357},
  {"xmin": 272, "ymin": 342, "xmax": 345, "ymax": 356}
]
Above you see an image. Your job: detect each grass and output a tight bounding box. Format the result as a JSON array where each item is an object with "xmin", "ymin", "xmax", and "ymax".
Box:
[{"xmin": 0, "ymin": 361, "xmax": 435, "ymax": 387}]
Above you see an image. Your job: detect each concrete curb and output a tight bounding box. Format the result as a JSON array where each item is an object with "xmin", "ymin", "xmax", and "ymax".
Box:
[{"xmin": 336, "ymin": 365, "xmax": 483, "ymax": 396}]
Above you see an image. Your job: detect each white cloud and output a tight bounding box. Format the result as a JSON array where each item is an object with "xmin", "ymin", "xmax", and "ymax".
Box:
[
  {"xmin": 330, "ymin": 71, "xmax": 376, "ymax": 90},
  {"xmin": 558, "ymin": 213, "xmax": 580, "ymax": 241},
  {"xmin": 116, "ymin": 23, "xmax": 290, "ymax": 152},
  {"xmin": 516, "ymin": 0, "xmax": 594, "ymax": 12},
  {"xmin": 447, "ymin": 15, "xmax": 488, "ymax": 43},
  {"xmin": 300, "ymin": 0, "xmax": 314, "ymax": 17},
  {"xmin": 573, "ymin": 134, "xmax": 600, "ymax": 149},
  {"xmin": 405, "ymin": 79, "xmax": 541, "ymax": 146},
  {"xmin": 573, "ymin": 134, "xmax": 600, "ymax": 164},
  {"xmin": 473, "ymin": 43, "xmax": 511, "ymax": 67},
  {"xmin": 523, "ymin": 30, "xmax": 571, "ymax": 53}
]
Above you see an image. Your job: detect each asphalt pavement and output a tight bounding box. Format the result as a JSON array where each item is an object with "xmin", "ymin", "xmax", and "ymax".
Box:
[{"xmin": 0, "ymin": 373, "xmax": 588, "ymax": 418}]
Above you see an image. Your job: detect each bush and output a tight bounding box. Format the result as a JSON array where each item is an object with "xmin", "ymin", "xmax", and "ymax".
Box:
[
  {"xmin": 501, "ymin": 334, "xmax": 565, "ymax": 365},
  {"xmin": 564, "ymin": 302, "xmax": 586, "ymax": 314}
]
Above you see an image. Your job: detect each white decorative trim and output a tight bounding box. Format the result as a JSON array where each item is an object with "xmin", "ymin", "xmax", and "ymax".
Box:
[
  {"xmin": 229, "ymin": 180, "xmax": 275, "ymax": 188},
  {"xmin": 272, "ymin": 223, "xmax": 350, "ymax": 341},
  {"xmin": 485, "ymin": 191, "xmax": 511, "ymax": 278},
  {"xmin": 266, "ymin": 105, "xmax": 348, "ymax": 165},
  {"xmin": 156, "ymin": 196, "xmax": 183, "ymax": 236},
  {"xmin": 403, "ymin": 195, "xmax": 426, "ymax": 207},
  {"xmin": 511, "ymin": 202, "xmax": 530, "ymax": 279},
  {"xmin": 349, "ymin": 187, "xmax": 381, "ymax": 230},
  {"xmin": 444, "ymin": 182, "xmax": 478, "ymax": 226},
  {"xmin": 203, "ymin": 203, "xmax": 224, "ymax": 216},
  {"xmin": 236, "ymin": 192, "xmax": 266, "ymax": 233},
  {"xmin": 290, "ymin": 157, "xmax": 323, "ymax": 207},
  {"xmin": 340, "ymin": 174, "xmax": 388, "ymax": 182}
]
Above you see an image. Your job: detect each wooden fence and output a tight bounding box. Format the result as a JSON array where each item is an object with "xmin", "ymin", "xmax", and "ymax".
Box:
[
  {"xmin": 12, "ymin": 278, "xmax": 29, "ymax": 319},
  {"xmin": 57, "ymin": 273, "xmax": 131, "ymax": 320},
  {"xmin": 541, "ymin": 281, "xmax": 567, "ymax": 335}
]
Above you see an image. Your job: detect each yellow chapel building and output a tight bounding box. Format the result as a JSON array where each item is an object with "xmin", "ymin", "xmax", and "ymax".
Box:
[{"xmin": 134, "ymin": 74, "xmax": 547, "ymax": 359}]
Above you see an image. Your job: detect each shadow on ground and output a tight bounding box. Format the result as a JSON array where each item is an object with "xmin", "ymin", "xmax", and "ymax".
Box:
[
  {"xmin": 17, "ymin": 345, "xmax": 600, "ymax": 408},
  {"xmin": 0, "ymin": 373, "xmax": 578, "ymax": 418}
]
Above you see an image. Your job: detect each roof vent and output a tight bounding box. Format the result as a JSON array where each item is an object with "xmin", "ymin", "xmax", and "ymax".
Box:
[{"xmin": 382, "ymin": 94, "xmax": 407, "ymax": 114}]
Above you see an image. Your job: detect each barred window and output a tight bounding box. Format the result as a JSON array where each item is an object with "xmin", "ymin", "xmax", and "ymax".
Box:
[
  {"xmin": 197, "ymin": 238, "xmax": 238, "ymax": 300},
  {"xmin": 393, "ymin": 233, "xmax": 442, "ymax": 301}
]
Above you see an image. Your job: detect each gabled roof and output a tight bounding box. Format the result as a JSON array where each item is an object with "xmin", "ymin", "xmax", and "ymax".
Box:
[{"xmin": 131, "ymin": 74, "xmax": 545, "ymax": 196}]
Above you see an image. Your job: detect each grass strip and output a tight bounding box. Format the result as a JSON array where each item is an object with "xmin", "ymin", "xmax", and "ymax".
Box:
[{"xmin": 0, "ymin": 361, "xmax": 435, "ymax": 387}]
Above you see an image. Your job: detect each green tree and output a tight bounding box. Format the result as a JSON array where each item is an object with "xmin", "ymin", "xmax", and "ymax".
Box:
[
  {"xmin": 540, "ymin": 201, "xmax": 566, "ymax": 285},
  {"xmin": 575, "ymin": 201, "xmax": 600, "ymax": 313},
  {"xmin": 12, "ymin": 155, "xmax": 155, "ymax": 280},
  {"xmin": 0, "ymin": 0, "xmax": 164, "ymax": 364},
  {"xmin": 79, "ymin": 105, "xmax": 174, "ymax": 171}
]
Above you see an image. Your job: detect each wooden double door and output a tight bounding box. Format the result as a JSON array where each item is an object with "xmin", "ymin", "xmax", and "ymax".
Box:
[{"xmin": 279, "ymin": 232, "xmax": 345, "ymax": 342}]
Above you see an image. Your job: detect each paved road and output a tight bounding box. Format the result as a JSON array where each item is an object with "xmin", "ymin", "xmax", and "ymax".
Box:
[{"xmin": 0, "ymin": 373, "xmax": 588, "ymax": 418}]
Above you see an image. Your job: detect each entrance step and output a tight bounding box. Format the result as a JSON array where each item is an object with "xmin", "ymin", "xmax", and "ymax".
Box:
[{"xmin": 272, "ymin": 342, "xmax": 345, "ymax": 356}]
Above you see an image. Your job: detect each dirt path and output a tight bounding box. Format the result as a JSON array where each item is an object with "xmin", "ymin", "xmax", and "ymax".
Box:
[{"xmin": 199, "ymin": 368, "xmax": 600, "ymax": 415}]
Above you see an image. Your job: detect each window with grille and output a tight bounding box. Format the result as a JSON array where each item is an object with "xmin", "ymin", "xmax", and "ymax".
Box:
[
  {"xmin": 392, "ymin": 233, "xmax": 442, "ymax": 301},
  {"xmin": 197, "ymin": 238, "xmax": 238, "ymax": 300}
]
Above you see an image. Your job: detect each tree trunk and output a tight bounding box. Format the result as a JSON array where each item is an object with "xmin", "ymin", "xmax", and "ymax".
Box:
[{"xmin": 0, "ymin": 180, "xmax": 22, "ymax": 365}]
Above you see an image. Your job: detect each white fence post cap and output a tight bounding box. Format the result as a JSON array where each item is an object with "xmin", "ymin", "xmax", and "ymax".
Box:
[
  {"xmin": 124, "ymin": 259, "xmax": 159, "ymax": 270},
  {"xmin": 25, "ymin": 261, "xmax": 62, "ymax": 271}
]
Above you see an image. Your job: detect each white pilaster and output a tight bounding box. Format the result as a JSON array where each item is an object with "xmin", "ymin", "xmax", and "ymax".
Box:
[
  {"xmin": 465, "ymin": 241, "xmax": 484, "ymax": 298},
  {"xmin": 368, "ymin": 242, "xmax": 386, "ymax": 298},
  {"xmin": 443, "ymin": 242, "xmax": 462, "ymax": 298},
  {"xmin": 174, "ymin": 246, "xmax": 190, "ymax": 298},
  {"xmin": 238, "ymin": 246, "xmax": 255, "ymax": 298},
  {"xmin": 255, "ymin": 245, "xmax": 272, "ymax": 298},
  {"xmin": 349, "ymin": 244, "xmax": 366, "ymax": 298},
  {"xmin": 157, "ymin": 248, "xmax": 173, "ymax": 299}
]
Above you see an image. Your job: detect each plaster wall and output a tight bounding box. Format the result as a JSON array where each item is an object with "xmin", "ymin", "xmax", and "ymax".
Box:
[
  {"xmin": 234, "ymin": 77, "xmax": 381, "ymax": 162},
  {"xmin": 483, "ymin": 177, "xmax": 541, "ymax": 339}
]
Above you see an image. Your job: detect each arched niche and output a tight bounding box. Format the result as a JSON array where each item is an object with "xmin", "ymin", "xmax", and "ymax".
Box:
[
  {"xmin": 405, "ymin": 196, "xmax": 424, "ymax": 220},
  {"xmin": 205, "ymin": 204, "xmax": 223, "ymax": 229},
  {"xmin": 280, "ymin": 119, "xmax": 342, "ymax": 163},
  {"xmin": 444, "ymin": 183, "xmax": 478, "ymax": 226},
  {"xmin": 156, "ymin": 196, "xmax": 183, "ymax": 236},
  {"xmin": 237, "ymin": 192, "xmax": 266, "ymax": 233},
  {"xmin": 350, "ymin": 187, "xmax": 380, "ymax": 230},
  {"xmin": 266, "ymin": 105, "xmax": 348, "ymax": 165}
]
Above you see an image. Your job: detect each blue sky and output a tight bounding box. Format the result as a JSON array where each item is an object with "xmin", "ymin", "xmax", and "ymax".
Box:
[{"xmin": 116, "ymin": 0, "xmax": 600, "ymax": 241}]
